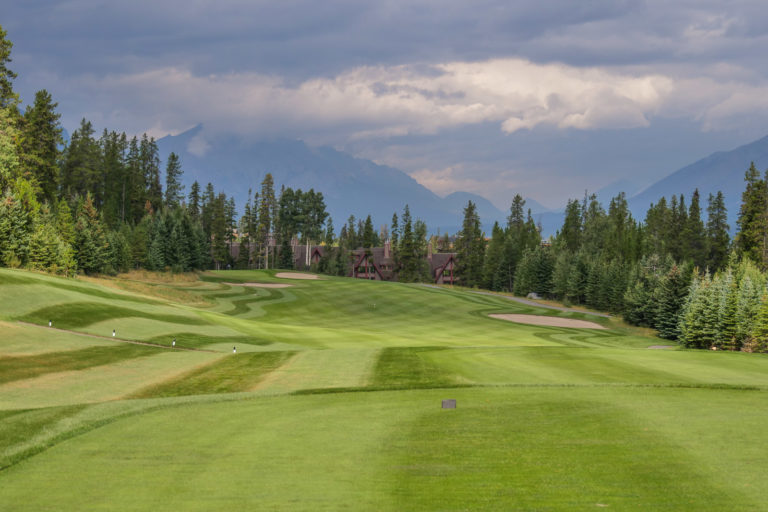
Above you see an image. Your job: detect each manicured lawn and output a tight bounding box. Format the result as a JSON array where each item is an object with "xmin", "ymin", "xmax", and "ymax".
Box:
[
  {"xmin": 2, "ymin": 388, "xmax": 767, "ymax": 510},
  {"xmin": 3, "ymin": 267, "xmax": 768, "ymax": 510}
]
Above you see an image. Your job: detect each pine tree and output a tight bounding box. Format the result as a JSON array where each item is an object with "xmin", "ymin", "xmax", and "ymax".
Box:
[
  {"xmin": 735, "ymin": 162, "xmax": 768, "ymax": 267},
  {"xmin": 482, "ymin": 222, "xmax": 505, "ymax": 290},
  {"xmin": 73, "ymin": 193, "xmax": 108, "ymax": 274},
  {"xmin": 684, "ymin": 189, "xmax": 706, "ymax": 268},
  {"xmin": 60, "ymin": 119, "xmax": 100, "ymax": 201},
  {"xmin": 19, "ymin": 89, "xmax": 62, "ymax": 203},
  {"xmin": 0, "ymin": 105, "xmax": 20, "ymax": 191},
  {"xmin": 455, "ymin": 200, "xmax": 484, "ymax": 287},
  {"xmin": 324, "ymin": 217, "xmax": 335, "ymax": 246},
  {"xmin": 0, "ymin": 189, "xmax": 33, "ymax": 266},
  {"xmin": 705, "ymin": 191, "xmax": 730, "ymax": 272},
  {"xmin": 140, "ymin": 135, "xmax": 162, "ymax": 212},
  {"xmin": 188, "ymin": 181, "xmax": 201, "ymax": 219},
  {"xmin": 751, "ymin": 294, "xmax": 768, "ymax": 352},
  {"xmin": 164, "ymin": 152, "xmax": 184, "ymax": 208},
  {"xmin": 0, "ymin": 25, "xmax": 18, "ymax": 109},
  {"xmin": 362, "ymin": 215, "xmax": 376, "ymax": 248},
  {"xmin": 257, "ymin": 173, "xmax": 275, "ymax": 268},
  {"xmin": 655, "ymin": 263, "xmax": 692, "ymax": 340},
  {"xmin": 558, "ymin": 199, "xmax": 582, "ymax": 252}
]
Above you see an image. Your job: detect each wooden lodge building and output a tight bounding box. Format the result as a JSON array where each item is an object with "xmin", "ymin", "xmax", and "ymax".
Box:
[{"xmin": 229, "ymin": 238, "xmax": 458, "ymax": 284}]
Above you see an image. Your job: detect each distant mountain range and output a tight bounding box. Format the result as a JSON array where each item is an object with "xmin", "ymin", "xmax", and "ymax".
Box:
[
  {"xmin": 627, "ymin": 134, "xmax": 768, "ymax": 229},
  {"xmin": 157, "ymin": 126, "xmax": 514, "ymax": 234},
  {"xmin": 157, "ymin": 126, "xmax": 768, "ymax": 237}
]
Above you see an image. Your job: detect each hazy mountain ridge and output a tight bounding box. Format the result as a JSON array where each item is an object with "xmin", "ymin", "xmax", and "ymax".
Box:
[
  {"xmin": 157, "ymin": 126, "xmax": 505, "ymax": 233},
  {"xmin": 628, "ymin": 134, "xmax": 768, "ymax": 227},
  {"xmin": 158, "ymin": 126, "xmax": 768, "ymax": 237}
]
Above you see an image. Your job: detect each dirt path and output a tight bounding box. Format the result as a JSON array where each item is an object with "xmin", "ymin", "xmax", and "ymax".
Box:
[{"xmin": 15, "ymin": 321, "xmax": 217, "ymax": 352}]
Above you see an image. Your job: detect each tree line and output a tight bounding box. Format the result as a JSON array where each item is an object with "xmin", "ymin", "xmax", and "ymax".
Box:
[
  {"xmin": 0, "ymin": 26, "xmax": 331, "ymax": 275},
  {"xmin": 450, "ymin": 163, "xmax": 768, "ymax": 352}
]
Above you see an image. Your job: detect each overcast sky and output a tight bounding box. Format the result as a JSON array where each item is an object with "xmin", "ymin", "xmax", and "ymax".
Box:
[{"xmin": 5, "ymin": 1, "xmax": 768, "ymax": 209}]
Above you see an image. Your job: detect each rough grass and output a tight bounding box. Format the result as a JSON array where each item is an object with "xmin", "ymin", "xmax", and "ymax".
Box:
[
  {"xmin": 0, "ymin": 344, "xmax": 163, "ymax": 385},
  {"xmin": 18, "ymin": 301, "xmax": 208, "ymax": 329},
  {"xmin": 144, "ymin": 332, "xmax": 271, "ymax": 349},
  {"xmin": 129, "ymin": 351, "xmax": 296, "ymax": 398}
]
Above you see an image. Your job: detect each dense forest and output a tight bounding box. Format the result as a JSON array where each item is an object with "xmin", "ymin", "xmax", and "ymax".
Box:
[{"xmin": 4, "ymin": 24, "xmax": 768, "ymax": 352}]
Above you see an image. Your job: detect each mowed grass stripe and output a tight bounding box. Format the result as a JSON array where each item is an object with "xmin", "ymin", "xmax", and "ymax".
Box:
[
  {"xmin": 0, "ymin": 321, "xmax": 116, "ymax": 356},
  {"xmin": 0, "ymin": 344, "xmax": 163, "ymax": 385},
  {"xmin": 0, "ymin": 351, "xmax": 223, "ymax": 410},
  {"xmin": 18, "ymin": 302, "xmax": 207, "ymax": 329},
  {"xmin": 372, "ymin": 347, "xmax": 464, "ymax": 389},
  {"xmin": 129, "ymin": 351, "xmax": 296, "ymax": 398},
  {"xmin": 379, "ymin": 388, "xmax": 761, "ymax": 510},
  {"xmin": 0, "ymin": 270, "xmax": 159, "ymax": 305},
  {"xmin": 0, "ymin": 405, "xmax": 88, "ymax": 465},
  {"xmin": 145, "ymin": 332, "xmax": 271, "ymax": 349}
]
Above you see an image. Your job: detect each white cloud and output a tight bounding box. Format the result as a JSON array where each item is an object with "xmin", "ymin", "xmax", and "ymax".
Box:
[{"xmin": 77, "ymin": 58, "xmax": 681, "ymax": 141}]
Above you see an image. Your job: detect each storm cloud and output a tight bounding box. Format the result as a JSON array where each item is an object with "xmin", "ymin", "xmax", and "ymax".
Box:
[{"xmin": 5, "ymin": 0, "xmax": 768, "ymax": 208}]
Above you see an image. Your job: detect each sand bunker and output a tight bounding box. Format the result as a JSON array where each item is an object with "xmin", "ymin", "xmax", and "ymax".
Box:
[
  {"xmin": 489, "ymin": 314, "xmax": 606, "ymax": 329},
  {"xmin": 275, "ymin": 272, "xmax": 319, "ymax": 280},
  {"xmin": 223, "ymin": 282, "xmax": 293, "ymax": 288}
]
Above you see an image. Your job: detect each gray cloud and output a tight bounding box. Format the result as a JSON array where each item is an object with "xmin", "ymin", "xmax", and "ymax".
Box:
[{"xmin": 5, "ymin": 0, "xmax": 768, "ymax": 208}]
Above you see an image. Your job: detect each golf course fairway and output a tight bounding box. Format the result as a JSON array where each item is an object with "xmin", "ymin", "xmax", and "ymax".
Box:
[{"xmin": 2, "ymin": 267, "xmax": 768, "ymax": 510}]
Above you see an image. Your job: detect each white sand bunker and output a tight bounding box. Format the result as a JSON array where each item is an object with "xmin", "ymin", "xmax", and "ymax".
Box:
[
  {"xmin": 223, "ymin": 282, "xmax": 293, "ymax": 288},
  {"xmin": 275, "ymin": 272, "xmax": 319, "ymax": 280},
  {"xmin": 489, "ymin": 314, "xmax": 606, "ymax": 329}
]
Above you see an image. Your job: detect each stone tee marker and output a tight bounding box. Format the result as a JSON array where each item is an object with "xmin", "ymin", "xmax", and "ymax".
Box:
[{"xmin": 442, "ymin": 399, "xmax": 456, "ymax": 409}]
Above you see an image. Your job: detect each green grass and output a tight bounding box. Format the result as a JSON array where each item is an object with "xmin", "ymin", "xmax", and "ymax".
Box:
[
  {"xmin": 372, "ymin": 347, "xmax": 464, "ymax": 389},
  {"xmin": 129, "ymin": 351, "xmax": 296, "ymax": 398},
  {"xmin": 0, "ymin": 344, "xmax": 163, "ymax": 385},
  {"xmin": 2, "ymin": 388, "xmax": 768, "ymax": 510},
  {"xmin": 145, "ymin": 332, "xmax": 272, "ymax": 349},
  {"xmin": 4, "ymin": 267, "xmax": 768, "ymax": 510},
  {"xmin": 19, "ymin": 301, "xmax": 208, "ymax": 329}
]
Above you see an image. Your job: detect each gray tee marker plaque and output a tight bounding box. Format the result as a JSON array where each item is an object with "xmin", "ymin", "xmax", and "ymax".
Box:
[{"xmin": 442, "ymin": 399, "xmax": 456, "ymax": 409}]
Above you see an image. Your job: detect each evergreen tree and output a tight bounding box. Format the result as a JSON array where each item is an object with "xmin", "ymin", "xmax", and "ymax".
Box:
[
  {"xmin": 362, "ymin": 215, "xmax": 376, "ymax": 248},
  {"xmin": 19, "ymin": 89, "xmax": 62, "ymax": 203},
  {"xmin": 455, "ymin": 200, "xmax": 484, "ymax": 287},
  {"xmin": 655, "ymin": 263, "xmax": 692, "ymax": 340},
  {"xmin": 735, "ymin": 162, "xmax": 768, "ymax": 267},
  {"xmin": 644, "ymin": 196, "xmax": 670, "ymax": 257},
  {"xmin": 0, "ymin": 105, "xmax": 20, "ymax": 191},
  {"xmin": 705, "ymin": 191, "xmax": 730, "ymax": 272},
  {"xmin": 188, "ymin": 181, "xmax": 201, "ymax": 220},
  {"xmin": 140, "ymin": 135, "xmax": 162, "ymax": 212},
  {"xmin": 558, "ymin": 199, "xmax": 582, "ymax": 252},
  {"xmin": 164, "ymin": 152, "xmax": 184, "ymax": 208},
  {"xmin": 257, "ymin": 173, "xmax": 275, "ymax": 268},
  {"xmin": 60, "ymin": 119, "xmax": 100, "ymax": 201},
  {"xmin": 684, "ymin": 189, "xmax": 706, "ymax": 268},
  {"xmin": 751, "ymin": 294, "xmax": 768, "ymax": 352},
  {"xmin": 482, "ymin": 222, "xmax": 505, "ymax": 290},
  {"xmin": 73, "ymin": 193, "xmax": 108, "ymax": 274},
  {"xmin": 324, "ymin": 216, "xmax": 335, "ymax": 246},
  {"xmin": 0, "ymin": 25, "xmax": 18, "ymax": 109}
]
